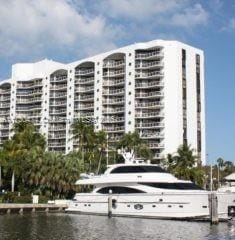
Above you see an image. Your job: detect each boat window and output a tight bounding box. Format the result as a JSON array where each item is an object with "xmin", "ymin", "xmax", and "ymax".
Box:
[
  {"xmin": 110, "ymin": 165, "xmax": 166, "ymax": 174},
  {"xmin": 139, "ymin": 182, "xmax": 203, "ymax": 190},
  {"xmin": 97, "ymin": 186, "xmax": 145, "ymax": 194}
]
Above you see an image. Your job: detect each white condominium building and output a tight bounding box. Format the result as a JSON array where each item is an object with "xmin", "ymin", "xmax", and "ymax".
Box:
[{"xmin": 0, "ymin": 40, "xmax": 206, "ymax": 164}]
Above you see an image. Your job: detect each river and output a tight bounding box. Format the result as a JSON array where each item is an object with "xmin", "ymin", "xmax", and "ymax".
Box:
[{"xmin": 0, "ymin": 213, "xmax": 235, "ymax": 240}]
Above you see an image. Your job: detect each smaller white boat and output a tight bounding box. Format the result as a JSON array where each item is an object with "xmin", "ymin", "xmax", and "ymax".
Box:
[{"xmin": 218, "ymin": 172, "xmax": 235, "ymax": 193}]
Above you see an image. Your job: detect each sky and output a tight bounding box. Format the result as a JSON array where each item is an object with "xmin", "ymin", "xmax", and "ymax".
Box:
[{"xmin": 0, "ymin": 0, "xmax": 235, "ymax": 164}]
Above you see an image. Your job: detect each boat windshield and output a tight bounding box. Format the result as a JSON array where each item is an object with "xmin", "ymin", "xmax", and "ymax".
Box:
[
  {"xmin": 110, "ymin": 165, "xmax": 166, "ymax": 174},
  {"xmin": 139, "ymin": 182, "xmax": 203, "ymax": 190}
]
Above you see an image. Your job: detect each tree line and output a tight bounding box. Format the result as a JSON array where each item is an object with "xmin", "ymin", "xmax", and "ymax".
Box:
[{"xmin": 0, "ymin": 119, "xmax": 234, "ymax": 200}]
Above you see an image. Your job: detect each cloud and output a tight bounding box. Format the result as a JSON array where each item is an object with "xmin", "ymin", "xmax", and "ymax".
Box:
[
  {"xmin": 170, "ymin": 4, "xmax": 209, "ymax": 27},
  {"xmin": 222, "ymin": 18, "xmax": 235, "ymax": 31},
  {"xmin": 0, "ymin": 0, "xmax": 118, "ymax": 59}
]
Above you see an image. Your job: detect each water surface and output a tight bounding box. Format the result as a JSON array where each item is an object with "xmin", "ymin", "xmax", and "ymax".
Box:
[{"xmin": 0, "ymin": 213, "xmax": 235, "ymax": 240}]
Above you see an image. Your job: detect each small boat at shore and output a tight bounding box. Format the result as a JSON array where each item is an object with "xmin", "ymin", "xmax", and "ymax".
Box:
[{"xmin": 66, "ymin": 150, "xmax": 235, "ymax": 220}]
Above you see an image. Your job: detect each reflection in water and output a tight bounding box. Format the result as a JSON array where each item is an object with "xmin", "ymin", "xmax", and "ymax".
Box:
[{"xmin": 0, "ymin": 213, "xmax": 235, "ymax": 240}]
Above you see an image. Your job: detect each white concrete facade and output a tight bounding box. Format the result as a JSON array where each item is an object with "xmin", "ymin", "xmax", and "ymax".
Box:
[{"xmin": 0, "ymin": 40, "xmax": 206, "ymax": 164}]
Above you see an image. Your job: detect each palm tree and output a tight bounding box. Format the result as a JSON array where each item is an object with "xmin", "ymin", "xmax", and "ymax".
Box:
[
  {"xmin": 0, "ymin": 149, "xmax": 6, "ymax": 189},
  {"xmin": 217, "ymin": 157, "xmax": 225, "ymax": 169},
  {"xmin": 95, "ymin": 130, "xmax": 107, "ymax": 174},
  {"xmin": 117, "ymin": 131, "xmax": 153, "ymax": 160},
  {"xmin": 71, "ymin": 119, "xmax": 95, "ymax": 168},
  {"xmin": 165, "ymin": 144, "xmax": 205, "ymax": 186},
  {"xmin": 3, "ymin": 119, "xmax": 46, "ymax": 192}
]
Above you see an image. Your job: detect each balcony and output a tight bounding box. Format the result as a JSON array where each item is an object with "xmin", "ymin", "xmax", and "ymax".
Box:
[
  {"xmin": 136, "ymin": 122, "xmax": 164, "ymax": 128},
  {"xmin": 17, "ymin": 82, "xmax": 42, "ymax": 89},
  {"xmin": 135, "ymin": 81, "xmax": 164, "ymax": 88},
  {"xmin": 49, "ymin": 109, "xmax": 67, "ymax": 115},
  {"xmin": 75, "ymin": 69, "xmax": 94, "ymax": 76},
  {"xmin": 135, "ymin": 50, "xmax": 163, "ymax": 59},
  {"xmin": 75, "ymin": 86, "xmax": 94, "ymax": 93},
  {"xmin": 102, "ymin": 116, "xmax": 124, "ymax": 123},
  {"xmin": 135, "ymin": 60, "xmax": 163, "ymax": 69},
  {"xmin": 50, "ymin": 84, "xmax": 67, "ymax": 90},
  {"xmin": 16, "ymin": 97, "xmax": 42, "ymax": 104},
  {"xmin": 103, "ymin": 88, "xmax": 124, "ymax": 95},
  {"xmin": 51, "ymin": 76, "xmax": 67, "ymax": 82},
  {"xmin": 135, "ymin": 101, "xmax": 163, "ymax": 108},
  {"xmin": 103, "ymin": 60, "xmax": 125, "ymax": 68},
  {"xmin": 49, "ymin": 101, "xmax": 66, "ymax": 106},
  {"xmin": 103, "ymin": 69, "xmax": 124, "ymax": 77},
  {"xmin": 135, "ymin": 70, "xmax": 163, "ymax": 79},
  {"xmin": 135, "ymin": 111, "xmax": 164, "ymax": 118},
  {"xmin": 148, "ymin": 142, "xmax": 164, "ymax": 149},
  {"xmin": 0, "ymin": 103, "xmax": 10, "ymax": 108},
  {"xmin": 75, "ymin": 94, "xmax": 94, "ymax": 101},
  {"xmin": 49, "ymin": 93, "xmax": 67, "ymax": 98},
  {"xmin": 17, "ymin": 90, "xmax": 43, "ymax": 96},
  {"xmin": 48, "ymin": 134, "xmax": 66, "ymax": 139},
  {"xmin": 103, "ymin": 126, "xmax": 125, "ymax": 132},
  {"xmin": 0, "ymin": 110, "xmax": 10, "ymax": 116},
  {"xmin": 103, "ymin": 79, "xmax": 125, "ymax": 87},
  {"xmin": 140, "ymin": 132, "xmax": 164, "ymax": 139},
  {"xmin": 76, "ymin": 103, "xmax": 94, "ymax": 110},
  {"xmin": 103, "ymin": 98, "xmax": 124, "ymax": 105},
  {"xmin": 103, "ymin": 107, "xmax": 124, "ymax": 114},
  {"xmin": 135, "ymin": 91, "xmax": 163, "ymax": 98},
  {"xmin": 75, "ymin": 77, "xmax": 94, "ymax": 84}
]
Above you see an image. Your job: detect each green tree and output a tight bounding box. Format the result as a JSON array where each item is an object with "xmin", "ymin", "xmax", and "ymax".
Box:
[
  {"xmin": 3, "ymin": 120, "xmax": 46, "ymax": 192},
  {"xmin": 71, "ymin": 119, "xmax": 95, "ymax": 169},
  {"xmin": 95, "ymin": 130, "xmax": 107, "ymax": 174},
  {"xmin": 165, "ymin": 144, "xmax": 205, "ymax": 186},
  {"xmin": 117, "ymin": 131, "xmax": 153, "ymax": 160}
]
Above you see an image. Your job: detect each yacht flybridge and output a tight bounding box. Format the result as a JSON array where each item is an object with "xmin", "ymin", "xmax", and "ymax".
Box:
[{"xmin": 66, "ymin": 150, "xmax": 235, "ymax": 220}]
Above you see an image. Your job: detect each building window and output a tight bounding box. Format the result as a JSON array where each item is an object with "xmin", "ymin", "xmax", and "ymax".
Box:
[
  {"xmin": 97, "ymin": 71, "xmax": 99, "ymax": 74},
  {"xmin": 129, "ymin": 53, "xmax": 131, "ymax": 56},
  {"xmin": 129, "ymin": 91, "xmax": 131, "ymax": 95},
  {"xmin": 129, "ymin": 63, "xmax": 131, "ymax": 66},
  {"xmin": 129, "ymin": 72, "xmax": 131, "ymax": 76},
  {"xmin": 129, "ymin": 82, "xmax": 131, "ymax": 85}
]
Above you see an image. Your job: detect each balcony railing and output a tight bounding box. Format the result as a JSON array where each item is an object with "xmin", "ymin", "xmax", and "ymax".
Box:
[
  {"xmin": 135, "ymin": 81, "xmax": 164, "ymax": 88},
  {"xmin": 50, "ymin": 84, "xmax": 67, "ymax": 90},
  {"xmin": 136, "ymin": 122, "xmax": 164, "ymax": 128},
  {"xmin": 50, "ymin": 93, "xmax": 67, "ymax": 98},
  {"xmin": 103, "ymin": 126, "xmax": 125, "ymax": 132},
  {"xmin": 135, "ymin": 111, "xmax": 164, "ymax": 118},
  {"xmin": 16, "ymin": 98, "xmax": 42, "ymax": 103},
  {"xmin": 102, "ymin": 117, "xmax": 124, "ymax": 123},
  {"xmin": 135, "ymin": 101, "xmax": 163, "ymax": 108},
  {"xmin": 103, "ymin": 107, "xmax": 124, "ymax": 114},
  {"xmin": 103, "ymin": 60, "xmax": 125, "ymax": 68},
  {"xmin": 103, "ymin": 69, "xmax": 124, "ymax": 77},
  {"xmin": 135, "ymin": 60, "xmax": 163, "ymax": 68},
  {"xmin": 135, "ymin": 50, "xmax": 163, "ymax": 59},
  {"xmin": 103, "ymin": 79, "xmax": 125, "ymax": 86},
  {"xmin": 135, "ymin": 91, "xmax": 163, "ymax": 98},
  {"xmin": 103, "ymin": 88, "xmax": 124, "ymax": 95},
  {"xmin": 135, "ymin": 70, "xmax": 163, "ymax": 79},
  {"xmin": 75, "ymin": 77, "xmax": 94, "ymax": 84},
  {"xmin": 0, "ymin": 103, "xmax": 10, "ymax": 108},
  {"xmin": 103, "ymin": 98, "xmax": 124, "ymax": 105},
  {"xmin": 75, "ymin": 69, "xmax": 94, "ymax": 75},
  {"xmin": 76, "ymin": 86, "xmax": 94, "ymax": 92},
  {"xmin": 148, "ymin": 142, "xmax": 164, "ymax": 148},
  {"xmin": 51, "ymin": 76, "xmax": 67, "ymax": 82}
]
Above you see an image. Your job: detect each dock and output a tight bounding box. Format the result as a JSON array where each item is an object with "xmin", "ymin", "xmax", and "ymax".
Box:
[{"xmin": 0, "ymin": 204, "xmax": 68, "ymax": 214}]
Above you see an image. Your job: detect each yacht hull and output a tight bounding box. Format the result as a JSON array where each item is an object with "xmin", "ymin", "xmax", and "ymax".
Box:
[{"xmin": 66, "ymin": 192, "xmax": 235, "ymax": 220}]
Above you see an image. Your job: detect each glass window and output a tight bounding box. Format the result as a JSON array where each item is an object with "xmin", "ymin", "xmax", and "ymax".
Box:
[
  {"xmin": 97, "ymin": 186, "xmax": 145, "ymax": 194},
  {"xmin": 110, "ymin": 165, "xmax": 166, "ymax": 174},
  {"xmin": 139, "ymin": 182, "xmax": 202, "ymax": 190}
]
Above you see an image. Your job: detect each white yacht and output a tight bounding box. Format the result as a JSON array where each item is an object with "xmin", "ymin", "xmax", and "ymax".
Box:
[{"xmin": 66, "ymin": 150, "xmax": 235, "ymax": 220}]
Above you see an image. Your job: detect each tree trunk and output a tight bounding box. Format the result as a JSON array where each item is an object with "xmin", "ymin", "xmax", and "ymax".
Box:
[
  {"xmin": 0, "ymin": 166, "xmax": 2, "ymax": 188},
  {"xmin": 96, "ymin": 151, "xmax": 103, "ymax": 174},
  {"xmin": 11, "ymin": 171, "xmax": 15, "ymax": 192}
]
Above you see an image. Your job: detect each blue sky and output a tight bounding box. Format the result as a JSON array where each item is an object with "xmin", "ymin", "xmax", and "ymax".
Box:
[{"xmin": 0, "ymin": 0, "xmax": 234, "ymax": 164}]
